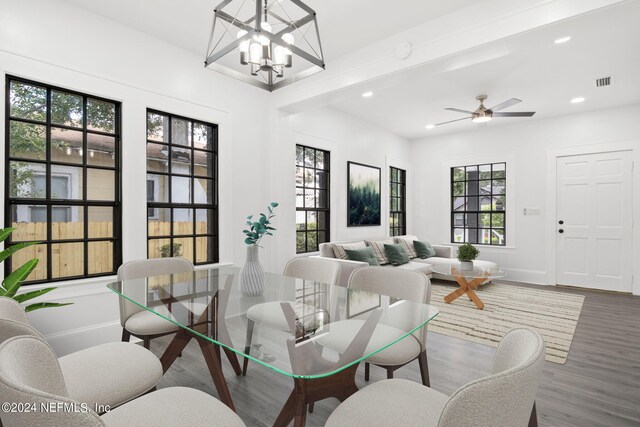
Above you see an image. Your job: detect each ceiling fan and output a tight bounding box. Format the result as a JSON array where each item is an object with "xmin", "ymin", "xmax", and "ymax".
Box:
[{"xmin": 434, "ymin": 95, "xmax": 535, "ymax": 126}]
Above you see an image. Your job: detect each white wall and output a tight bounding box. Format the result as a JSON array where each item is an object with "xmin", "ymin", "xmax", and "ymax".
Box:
[
  {"xmin": 269, "ymin": 106, "xmax": 413, "ymax": 271},
  {"xmin": 411, "ymin": 104, "xmax": 640, "ymax": 293},
  {"xmin": 0, "ymin": 0, "xmax": 272, "ymax": 354}
]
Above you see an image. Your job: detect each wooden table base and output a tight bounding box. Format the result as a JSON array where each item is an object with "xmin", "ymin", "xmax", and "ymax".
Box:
[
  {"xmin": 443, "ymin": 270, "xmax": 489, "ymax": 310},
  {"xmin": 273, "ymin": 364, "xmax": 360, "ymax": 427},
  {"xmin": 160, "ymin": 328, "xmax": 241, "ymax": 411}
]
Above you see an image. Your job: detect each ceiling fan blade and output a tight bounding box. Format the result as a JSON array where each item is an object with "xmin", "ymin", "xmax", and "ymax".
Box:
[
  {"xmin": 489, "ymin": 98, "xmax": 521, "ymax": 112},
  {"xmin": 492, "ymin": 111, "xmax": 535, "ymax": 117},
  {"xmin": 444, "ymin": 108, "xmax": 474, "ymax": 115},
  {"xmin": 434, "ymin": 117, "xmax": 472, "ymax": 126}
]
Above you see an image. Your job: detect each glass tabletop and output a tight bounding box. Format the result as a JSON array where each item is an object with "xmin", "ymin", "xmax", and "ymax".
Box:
[
  {"xmin": 107, "ymin": 266, "xmax": 439, "ymax": 379},
  {"xmin": 432, "ymin": 263, "xmax": 506, "ymax": 280}
]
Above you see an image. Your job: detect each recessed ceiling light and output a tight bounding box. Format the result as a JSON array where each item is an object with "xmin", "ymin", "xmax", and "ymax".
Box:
[
  {"xmin": 554, "ymin": 36, "xmax": 571, "ymax": 44},
  {"xmin": 362, "ymin": 91, "xmax": 373, "ymax": 98},
  {"xmin": 425, "ymin": 124, "xmax": 435, "ymax": 129},
  {"xmin": 570, "ymin": 97, "xmax": 585, "ymax": 104}
]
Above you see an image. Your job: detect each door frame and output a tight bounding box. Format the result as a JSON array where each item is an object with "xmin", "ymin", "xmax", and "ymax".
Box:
[{"xmin": 546, "ymin": 141, "xmax": 639, "ymax": 295}]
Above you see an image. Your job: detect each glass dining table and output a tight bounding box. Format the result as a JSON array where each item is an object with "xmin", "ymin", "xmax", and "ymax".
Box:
[{"xmin": 107, "ymin": 266, "xmax": 439, "ymax": 427}]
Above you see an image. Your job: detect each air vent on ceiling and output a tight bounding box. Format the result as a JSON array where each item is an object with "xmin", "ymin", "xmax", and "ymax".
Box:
[{"xmin": 596, "ymin": 77, "xmax": 611, "ymax": 87}]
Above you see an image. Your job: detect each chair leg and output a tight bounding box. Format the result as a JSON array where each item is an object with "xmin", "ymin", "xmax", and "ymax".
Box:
[
  {"xmin": 242, "ymin": 319, "xmax": 255, "ymax": 376},
  {"xmin": 386, "ymin": 368, "xmax": 394, "ymax": 379},
  {"xmin": 308, "ymin": 402, "xmax": 314, "ymax": 413},
  {"xmin": 364, "ymin": 362, "xmax": 370, "ymax": 381},
  {"xmin": 121, "ymin": 328, "xmax": 131, "ymax": 342},
  {"xmin": 528, "ymin": 402, "xmax": 538, "ymax": 427},
  {"xmin": 143, "ymin": 336, "xmax": 151, "ymax": 349},
  {"xmin": 418, "ymin": 350, "xmax": 430, "ymax": 387}
]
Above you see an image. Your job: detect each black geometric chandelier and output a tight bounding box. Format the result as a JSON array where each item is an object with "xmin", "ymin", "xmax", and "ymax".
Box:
[{"xmin": 205, "ymin": 0, "xmax": 325, "ymax": 91}]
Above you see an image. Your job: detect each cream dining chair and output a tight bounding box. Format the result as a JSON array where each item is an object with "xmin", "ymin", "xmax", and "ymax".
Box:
[
  {"xmin": 351, "ymin": 267, "xmax": 432, "ymax": 386},
  {"xmin": 0, "ymin": 335, "xmax": 245, "ymax": 427},
  {"xmin": 117, "ymin": 257, "xmax": 194, "ymax": 349},
  {"xmin": 0, "ymin": 297, "xmax": 161, "ymax": 410},
  {"xmin": 326, "ymin": 327, "xmax": 545, "ymax": 427},
  {"xmin": 241, "ymin": 257, "xmax": 341, "ymax": 375}
]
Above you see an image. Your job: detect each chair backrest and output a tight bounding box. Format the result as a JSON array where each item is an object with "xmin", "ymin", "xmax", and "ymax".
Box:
[
  {"xmin": 284, "ymin": 257, "xmax": 341, "ymax": 321},
  {"xmin": 0, "ymin": 297, "xmax": 29, "ymax": 323},
  {"xmin": 0, "ymin": 335, "xmax": 104, "ymax": 426},
  {"xmin": 348, "ymin": 267, "xmax": 431, "ymax": 347},
  {"xmin": 283, "ymin": 257, "xmax": 340, "ymax": 286},
  {"xmin": 438, "ymin": 328, "xmax": 546, "ymax": 427},
  {"xmin": 116, "ymin": 257, "xmax": 194, "ymax": 326},
  {"xmin": 0, "ymin": 297, "xmax": 45, "ymax": 345}
]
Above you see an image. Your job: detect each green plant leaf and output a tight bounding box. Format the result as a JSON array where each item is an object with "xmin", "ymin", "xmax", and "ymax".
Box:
[
  {"xmin": 267, "ymin": 226, "xmax": 276, "ymax": 230},
  {"xmin": 0, "ymin": 228, "xmax": 16, "ymax": 243},
  {"xmin": 270, "ymin": 202, "xmax": 279, "ymax": 207},
  {"xmin": 0, "ymin": 241, "xmax": 40, "ymax": 263},
  {"xmin": 247, "ymin": 215, "xmax": 253, "ymax": 220},
  {"xmin": 1, "ymin": 259, "xmax": 39, "ymax": 297},
  {"xmin": 25, "ymin": 302, "xmax": 73, "ymax": 312},
  {"xmin": 244, "ymin": 238, "xmax": 255, "ymax": 245},
  {"xmin": 13, "ymin": 287, "xmax": 56, "ymax": 303}
]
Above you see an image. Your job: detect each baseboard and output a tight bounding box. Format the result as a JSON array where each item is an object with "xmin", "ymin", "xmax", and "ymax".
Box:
[{"xmin": 500, "ymin": 268, "xmax": 547, "ymax": 285}]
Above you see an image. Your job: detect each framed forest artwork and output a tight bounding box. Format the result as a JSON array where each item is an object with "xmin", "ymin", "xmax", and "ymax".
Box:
[{"xmin": 347, "ymin": 161, "xmax": 381, "ymax": 226}]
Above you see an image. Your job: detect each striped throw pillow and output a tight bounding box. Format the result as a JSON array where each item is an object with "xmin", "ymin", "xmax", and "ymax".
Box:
[
  {"xmin": 394, "ymin": 236, "xmax": 418, "ymax": 258},
  {"xmin": 365, "ymin": 239, "xmax": 395, "ymax": 265},
  {"xmin": 332, "ymin": 241, "xmax": 367, "ymax": 260}
]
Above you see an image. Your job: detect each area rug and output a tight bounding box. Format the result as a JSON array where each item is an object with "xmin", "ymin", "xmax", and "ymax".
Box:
[{"xmin": 428, "ymin": 282, "xmax": 584, "ymax": 364}]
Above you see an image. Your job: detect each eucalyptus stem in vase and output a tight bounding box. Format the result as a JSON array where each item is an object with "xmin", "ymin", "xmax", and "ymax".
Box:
[{"xmin": 239, "ymin": 202, "xmax": 278, "ymax": 296}]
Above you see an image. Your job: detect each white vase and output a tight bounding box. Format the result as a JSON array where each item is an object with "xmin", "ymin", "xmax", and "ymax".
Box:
[
  {"xmin": 460, "ymin": 260, "xmax": 474, "ymax": 271},
  {"xmin": 239, "ymin": 245, "xmax": 265, "ymax": 296}
]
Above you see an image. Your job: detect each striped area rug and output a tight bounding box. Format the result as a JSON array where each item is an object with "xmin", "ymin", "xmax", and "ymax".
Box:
[{"xmin": 428, "ymin": 281, "xmax": 584, "ymax": 364}]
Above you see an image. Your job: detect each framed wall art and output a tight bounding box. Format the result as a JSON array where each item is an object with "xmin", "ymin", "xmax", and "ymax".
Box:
[{"xmin": 347, "ymin": 161, "xmax": 381, "ymax": 227}]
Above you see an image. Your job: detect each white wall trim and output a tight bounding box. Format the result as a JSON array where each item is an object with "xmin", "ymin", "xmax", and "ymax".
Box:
[
  {"xmin": 546, "ymin": 140, "xmax": 639, "ymax": 295},
  {"xmin": 500, "ymin": 267, "xmax": 547, "ymax": 285}
]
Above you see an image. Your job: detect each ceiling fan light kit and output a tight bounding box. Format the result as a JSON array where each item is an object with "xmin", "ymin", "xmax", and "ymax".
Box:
[
  {"xmin": 205, "ymin": 0, "xmax": 325, "ymax": 91},
  {"xmin": 435, "ymin": 94, "xmax": 536, "ymax": 127}
]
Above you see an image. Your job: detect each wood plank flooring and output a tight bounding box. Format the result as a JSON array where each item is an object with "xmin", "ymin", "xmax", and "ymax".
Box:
[{"xmin": 150, "ymin": 281, "xmax": 640, "ymax": 427}]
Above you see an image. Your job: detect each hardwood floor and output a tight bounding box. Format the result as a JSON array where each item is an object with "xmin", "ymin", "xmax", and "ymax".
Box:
[{"xmin": 151, "ymin": 281, "xmax": 640, "ymax": 427}]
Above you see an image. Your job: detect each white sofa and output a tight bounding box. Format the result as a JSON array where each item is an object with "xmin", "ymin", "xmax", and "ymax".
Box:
[{"xmin": 314, "ymin": 235, "xmax": 497, "ymax": 286}]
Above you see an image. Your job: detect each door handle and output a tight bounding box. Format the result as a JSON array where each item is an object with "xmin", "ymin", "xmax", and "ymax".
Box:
[{"xmin": 558, "ymin": 229, "xmax": 564, "ymax": 233}]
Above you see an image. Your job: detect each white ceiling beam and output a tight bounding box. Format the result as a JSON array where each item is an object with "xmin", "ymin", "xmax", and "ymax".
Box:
[{"xmin": 271, "ymin": 0, "xmax": 627, "ymax": 111}]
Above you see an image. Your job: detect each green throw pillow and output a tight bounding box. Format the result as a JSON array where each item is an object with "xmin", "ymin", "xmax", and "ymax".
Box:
[
  {"xmin": 345, "ymin": 247, "xmax": 380, "ymax": 266},
  {"xmin": 383, "ymin": 243, "xmax": 410, "ymax": 266},
  {"xmin": 414, "ymin": 240, "xmax": 436, "ymax": 258}
]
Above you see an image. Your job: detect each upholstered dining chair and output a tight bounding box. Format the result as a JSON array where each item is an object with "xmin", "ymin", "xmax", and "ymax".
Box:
[
  {"xmin": 0, "ymin": 335, "xmax": 245, "ymax": 427},
  {"xmin": 0, "ymin": 297, "xmax": 161, "ymax": 410},
  {"xmin": 117, "ymin": 257, "xmax": 194, "ymax": 349},
  {"xmin": 241, "ymin": 257, "xmax": 341, "ymax": 375},
  {"xmin": 349, "ymin": 267, "xmax": 432, "ymax": 386},
  {"xmin": 326, "ymin": 328, "xmax": 546, "ymax": 427}
]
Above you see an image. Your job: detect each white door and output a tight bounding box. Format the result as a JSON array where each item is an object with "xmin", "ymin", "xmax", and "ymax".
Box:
[{"xmin": 556, "ymin": 150, "xmax": 633, "ymax": 292}]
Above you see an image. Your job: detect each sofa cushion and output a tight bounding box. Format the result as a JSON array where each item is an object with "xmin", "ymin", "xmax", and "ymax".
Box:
[
  {"xmin": 396, "ymin": 261, "xmax": 433, "ymax": 275},
  {"xmin": 394, "ymin": 236, "xmax": 418, "ymax": 258},
  {"xmin": 414, "ymin": 240, "xmax": 436, "ymax": 258},
  {"xmin": 366, "ymin": 239, "xmax": 395, "ymax": 265},
  {"xmin": 383, "ymin": 243, "xmax": 410, "ymax": 266},
  {"xmin": 345, "ymin": 247, "xmax": 380, "ymax": 266},
  {"xmin": 332, "ymin": 241, "xmax": 367, "ymax": 260}
]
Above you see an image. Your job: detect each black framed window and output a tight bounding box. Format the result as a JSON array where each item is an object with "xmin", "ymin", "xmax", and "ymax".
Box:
[
  {"xmin": 296, "ymin": 145, "xmax": 330, "ymax": 253},
  {"xmin": 146, "ymin": 109, "xmax": 218, "ymax": 264},
  {"xmin": 451, "ymin": 162, "xmax": 506, "ymax": 246},
  {"xmin": 5, "ymin": 76, "xmax": 121, "ymax": 284},
  {"xmin": 389, "ymin": 166, "xmax": 406, "ymax": 236}
]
